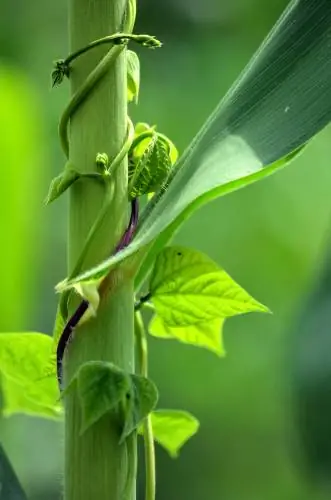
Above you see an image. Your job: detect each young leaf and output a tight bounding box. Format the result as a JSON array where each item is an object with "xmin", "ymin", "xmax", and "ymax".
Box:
[
  {"xmin": 0, "ymin": 445, "xmax": 28, "ymax": 499},
  {"xmin": 120, "ymin": 374, "xmax": 158, "ymax": 443},
  {"xmin": 74, "ymin": 361, "xmax": 131, "ymax": 435},
  {"xmin": 127, "ymin": 50, "xmax": 140, "ymax": 103},
  {"xmin": 45, "ymin": 164, "xmax": 80, "ymax": 204},
  {"xmin": 128, "ymin": 133, "xmax": 174, "ymax": 200},
  {"xmin": 149, "ymin": 246, "xmax": 268, "ymax": 326},
  {"xmin": 0, "ymin": 333, "xmax": 61, "ymax": 419},
  {"xmin": 61, "ymin": 0, "xmax": 331, "ymax": 287},
  {"xmin": 149, "ymin": 315, "xmax": 225, "ymax": 357},
  {"xmin": 142, "ymin": 410, "xmax": 200, "ymax": 458}
]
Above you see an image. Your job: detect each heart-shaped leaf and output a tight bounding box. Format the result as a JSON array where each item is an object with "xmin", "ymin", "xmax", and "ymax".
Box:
[
  {"xmin": 139, "ymin": 410, "xmax": 199, "ymax": 458},
  {"xmin": 149, "ymin": 246, "xmax": 268, "ymax": 326},
  {"xmin": 74, "ymin": 361, "xmax": 131, "ymax": 434},
  {"xmin": 59, "ymin": 0, "xmax": 331, "ymax": 288}
]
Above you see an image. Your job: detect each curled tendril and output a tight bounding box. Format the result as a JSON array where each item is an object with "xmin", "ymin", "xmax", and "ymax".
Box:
[{"xmin": 52, "ymin": 33, "xmax": 161, "ymax": 91}]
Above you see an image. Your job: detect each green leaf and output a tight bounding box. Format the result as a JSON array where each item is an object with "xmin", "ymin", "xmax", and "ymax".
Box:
[
  {"xmin": 74, "ymin": 361, "xmax": 131, "ymax": 435},
  {"xmin": 149, "ymin": 246, "xmax": 268, "ymax": 326},
  {"xmin": 127, "ymin": 50, "xmax": 140, "ymax": 103},
  {"xmin": 128, "ymin": 133, "xmax": 173, "ymax": 200},
  {"xmin": 157, "ymin": 132, "xmax": 178, "ymax": 165},
  {"xmin": 45, "ymin": 164, "xmax": 80, "ymax": 204},
  {"xmin": 143, "ymin": 410, "xmax": 200, "ymax": 458},
  {"xmin": 120, "ymin": 374, "xmax": 158, "ymax": 443},
  {"xmin": 0, "ymin": 333, "xmax": 61, "ymax": 419},
  {"xmin": 134, "ymin": 122, "xmax": 153, "ymax": 136},
  {"xmin": 0, "ymin": 445, "xmax": 28, "ymax": 499},
  {"xmin": 61, "ymin": 0, "xmax": 331, "ymax": 287},
  {"xmin": 149, "ymin": 315, "xmax": 225, "ymax": 357},
  {"xmin": 134, "ymin": 147, "xmax": 304, "ymax": 291}
]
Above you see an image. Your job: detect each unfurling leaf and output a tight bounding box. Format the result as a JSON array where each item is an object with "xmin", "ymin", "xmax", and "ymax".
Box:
[
  {"xmin": 45, "ymin": 165, "xmax": 80, "ymax": 204},
  {"xmin": 140, "ymin": 409, "xmax": 200, "ymax": 458},
  {"xmin": 128, "ymin": 135, "xmax": 174, "ymax": 200},
  {"xmin": 0, "ymin": 333, "xmax": 61, "ymax": 418},
  {"xmin": 120, "ymin": 373, "xmax": 158, "ymax": 443},
  {"xmin": 127, "ymin": 50, "xmax": 140, "ymax": 103},
  {"xmin": 149, "ymin": 246, "xmax": 268, "ymax": 327},
  {"xmin": 128, "ymin": 122, "xmax": 178, "ymax": 200},
  {"xmin": 149, "ymin": 315, "xmax": 225, "ymax": 356}
]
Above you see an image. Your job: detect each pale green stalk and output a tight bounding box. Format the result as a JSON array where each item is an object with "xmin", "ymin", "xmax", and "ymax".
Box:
[{"xmin": 63, "ymin": 1, "xmax": 135, "ymax": 499}]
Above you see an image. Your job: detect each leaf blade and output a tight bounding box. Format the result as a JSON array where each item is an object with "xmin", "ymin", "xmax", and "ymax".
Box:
[
  {"xmin": 58, "ymin": 0, "xmax": 331, "ymax": 286},
  {"xmin": 149, "ymin": 315, "xmax": 226, "ymax": 357},
  {"xmin": 143, "ymin": 410, "xmax": 200, "ymax": 458},
  {"xmin": 149, "ymin": 246, "xmax": 268, "ymax": 326},
  {"xmin": 75, "ymin": 361, "xmax": 131, "ymax": 435}
]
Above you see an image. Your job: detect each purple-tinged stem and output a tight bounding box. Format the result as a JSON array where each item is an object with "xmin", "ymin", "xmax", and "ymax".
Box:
[{"xmin": 57, "ymin": 199, "xmax": 139, "ymax": 388}]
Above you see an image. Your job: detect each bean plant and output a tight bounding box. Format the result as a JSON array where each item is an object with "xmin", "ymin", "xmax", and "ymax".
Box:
[{"xmin": 1, "ymin": 0, "xmax": 331, "ymax": 499}]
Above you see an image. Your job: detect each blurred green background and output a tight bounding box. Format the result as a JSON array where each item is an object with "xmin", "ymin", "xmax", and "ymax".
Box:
[{"xmin": 1, "ymin": 0, "xmax": 331, "ymax": 498}]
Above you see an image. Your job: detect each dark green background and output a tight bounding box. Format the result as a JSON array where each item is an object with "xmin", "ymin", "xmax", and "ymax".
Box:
[{"xmin": 1, "ymin": 0, "xmax": 331, "ymax": 498}]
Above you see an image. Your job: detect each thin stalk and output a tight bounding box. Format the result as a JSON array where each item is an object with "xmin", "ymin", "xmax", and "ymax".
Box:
[
  {"xmin": 63, "ymin": 1, "xmax": 135, "ymax": 500},
  {"xmin": 65, "ymin": 34, "xmax": 160, "ymax": 67},
  {"xmin": 135, "ymin": 311, "xmax": 156, "ymax": 500}
]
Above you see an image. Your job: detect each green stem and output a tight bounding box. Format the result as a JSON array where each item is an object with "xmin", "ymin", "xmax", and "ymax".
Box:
[
  {"xmin": 65, "ymin": 34, "xmax": 161, "ymax": 67},
  {"xmin": 60, "ymin": 118, "xmax": 134, "ymax": 321},
  {"xmin": 63, "ymin": 1, "xmax": 136, "ymax": 500},
  {"xmin": 135, "ymin": 311, "xmax": 156, "ymax": 500}
]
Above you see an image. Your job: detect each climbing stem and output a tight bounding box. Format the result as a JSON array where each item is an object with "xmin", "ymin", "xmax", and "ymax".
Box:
[
  {"xmin": 63, "ymin": 0, "xmax": 136, "ymax": 499},
  {"xmin": 135, "ymin": 310, "xmax": 156, "ymax": 500}
]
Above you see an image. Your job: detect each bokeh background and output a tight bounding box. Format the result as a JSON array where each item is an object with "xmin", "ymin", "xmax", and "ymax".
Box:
[{"xmin": 1, "ymin": 0, "xmax": 331, "ymax": 498}]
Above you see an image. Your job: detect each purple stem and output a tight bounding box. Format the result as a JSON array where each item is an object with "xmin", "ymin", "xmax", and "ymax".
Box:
[{"xmin": 56, "ymin": 199, "xmax": 139, "ymax": 389}]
